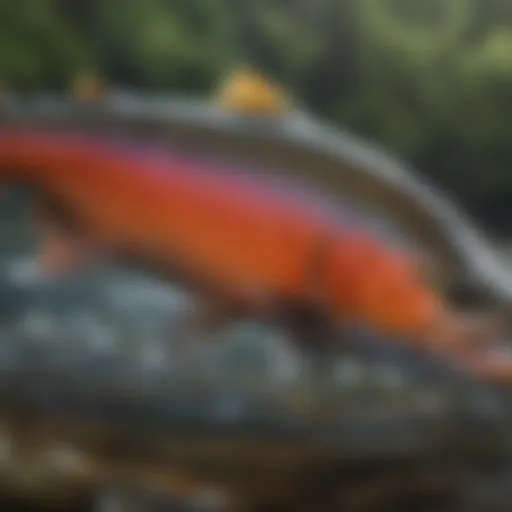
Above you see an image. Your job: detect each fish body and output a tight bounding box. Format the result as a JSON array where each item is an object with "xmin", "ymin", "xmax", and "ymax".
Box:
[
  {"xmin": 2, "ymin": 89, "xmax": 511, "ymax": 311},
  {"xmin": 1, "ymin": 87, "xmax": 512, "ymax": 381},
  {"xmin": 0, "ymin": 128, "xmax": 435, "ymax": 332},
  {"xmin": 0, "ymin": 126, "xmax": 509, "ymax": 384}
]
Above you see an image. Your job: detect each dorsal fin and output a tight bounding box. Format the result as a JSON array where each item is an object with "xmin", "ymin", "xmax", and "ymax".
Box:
[{"xmin": 215, "ymin": 68, "xmax": 292, "ymax": 115}]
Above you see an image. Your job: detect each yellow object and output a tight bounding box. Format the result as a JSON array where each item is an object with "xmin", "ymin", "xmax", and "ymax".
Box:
[
  {"xmin": 70, "ymin": 73, "xmax": 106, "ymax": 103},
  {"xmin": 216, "ymin": 68, "xmax": 292, "ymax": 115}
]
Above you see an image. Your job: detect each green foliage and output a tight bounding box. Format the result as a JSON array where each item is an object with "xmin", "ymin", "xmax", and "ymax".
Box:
[
  {"xmin": 93, "ymin": 0, "xmax": 239, "ymax": 92},
  {"xmin": 0, "ymin": 0, "xmax": 90, "ymax": 88},
  {"xmin": 348, "ymin": 0, "xmax": 512, "ymax": 227},
  {"xmin": 1, "ymin": 0, "xmax": 512, "ymax": 230}
]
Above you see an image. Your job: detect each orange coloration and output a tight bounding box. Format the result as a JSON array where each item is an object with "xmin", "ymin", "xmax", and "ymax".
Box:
[
  {"xmin": 0, "ymin": 128, "xmax": 509, "ymax": 382},
  {"xmin": 323, "ymin": 233, "xmax": 444, "ymax": 345}
]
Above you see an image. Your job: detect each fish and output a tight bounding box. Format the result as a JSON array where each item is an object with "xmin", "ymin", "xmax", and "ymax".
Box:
[
  {"xmin": 0, "ymin": 75, "xmax": 510, "ymax": 511},
  {"xmin": 2, "ymin": 73, "xmax": 512, "ymax": 314},
  {"xmin": 0, "ymin": 122, "xmax": 510, "ymax": 383}
]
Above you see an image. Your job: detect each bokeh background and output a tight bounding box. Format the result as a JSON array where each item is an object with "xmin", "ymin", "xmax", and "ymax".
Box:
[
  {"xmin": 1, "ymin": 1, "xmax": 512, "ymax": 510},
  {"xmin": 2, "ymin": 0, "xmax": 511, "ymax": 236}
]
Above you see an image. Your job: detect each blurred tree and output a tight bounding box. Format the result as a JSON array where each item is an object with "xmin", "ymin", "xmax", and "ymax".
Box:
[
  {"xmin": 0, "ymin": 0, "xmax": 90, "ymax": 88},
  {"xmin": 92, "ymin": 0, "xmax": 239, "ymax": 91},
  {"xmin": 339, "ymin": 0, "xmax": 512, "ymax": 230},
  {"xmin": 1, "ymin": 0, "xmax": 512, "ymax": 231}
]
